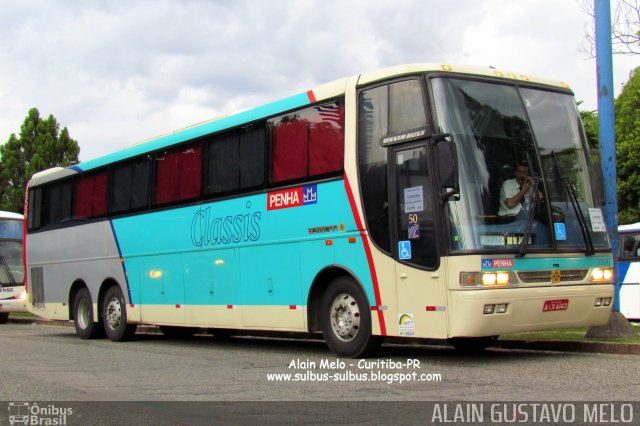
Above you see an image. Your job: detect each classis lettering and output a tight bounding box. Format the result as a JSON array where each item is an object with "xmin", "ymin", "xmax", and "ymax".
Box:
[{"xmin": 191, "ymin": 207, "xmax": 261, "ymax": 247}]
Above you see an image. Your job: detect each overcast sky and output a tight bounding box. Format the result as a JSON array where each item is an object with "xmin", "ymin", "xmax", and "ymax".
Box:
[{"xmin": 1, "ymin": 0, "xmax": 637, "ymax": 162}]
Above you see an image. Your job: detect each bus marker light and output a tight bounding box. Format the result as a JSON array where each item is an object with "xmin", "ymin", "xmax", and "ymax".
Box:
[
  {"xmin": 214, "ymin": 259, "xmax": 224, "ymax": 265},
  {"xmin": 227, "ymin": 305, "xmax": 234, "ymax": 309},
  {"xmin": 441, "ymin": 64, "xmax": 453, "ymax": 71},
  {"xmin": 460, "ymin": 272, "xmax": 478, "ymax": 286},
  {"xmin": 289, "ymin": 305, "xmax": 297, "ymax": 310},
  {"xmin": 483, "ymin": 304, "xmax": 495, "ymax": 314},
  {"xmin": 496, "ymin": 303, "xmax": 508, "ymax": 313},
  {"xmin": 348, "ymin": 237, "xmax": 356, "ymax": 244},
  {"xmin": 120, "ymin": 257, "xmax": 125, "ymax": 263},
  {"xmin": 325, "ymin": 240, "xmax": 333, "ymax": 246},
  {"xmin": 149, "ymin": 270, "xmax": 163, "ymax": 279}
]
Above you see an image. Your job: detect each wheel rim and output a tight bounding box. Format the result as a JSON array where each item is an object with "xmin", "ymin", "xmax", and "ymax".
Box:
[
  {"xmin": 329, "ymin": 293, "xmax": 360, "ymax": 342},
  {"xmin": 77, "ymin": 298, "xmax": 91, "ymax": 330},
  {"xmin": 105, "ymin": 297, "xmax": 122, "ymax": 331}
]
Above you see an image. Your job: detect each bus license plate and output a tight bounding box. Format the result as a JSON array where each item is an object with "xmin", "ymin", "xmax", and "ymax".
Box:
[{"xmin": 543, "ymin": 299, "xmax": 569, "ymax": 312}]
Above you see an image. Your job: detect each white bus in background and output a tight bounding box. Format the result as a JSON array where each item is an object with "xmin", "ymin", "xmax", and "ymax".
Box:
[
  {"xmin": 0, "ymin": 211, "xmax": 27, "ymax": 323},
  {"xmin": 619, "ymin": 222, "xmax": 640, "ymax": 320}
]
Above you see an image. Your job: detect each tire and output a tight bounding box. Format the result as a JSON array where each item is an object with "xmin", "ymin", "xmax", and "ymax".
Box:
[
  {"xmin": 0, "ymin": 312, "xmax": 9, "ymax": 324},
  {"xmin": 321, "ymin": 276, "xmax": 381, "ymax": 358},
  {"xmin": 102, "ymin": 285, "xmax": 137, "ymax": 342},
  {"xmin": 160, "ymin": 326, "xmax": 198, "ymax": 338},
  {"xmin": 73, "ymin": 287, "xmax": 105, "ymax": 339},
  {"xmin": 448, "ymin": 336, "xmax": 498, "ymax": 352}
]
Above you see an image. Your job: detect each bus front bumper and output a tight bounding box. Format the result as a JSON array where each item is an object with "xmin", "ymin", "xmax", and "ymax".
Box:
[
  {"xmin": 448, "ymin": 284, "xmax": 614, "ymax": 338},
  {"xmin": 0, "ymin": 292, "xmax": 28, "ymax": 313}
]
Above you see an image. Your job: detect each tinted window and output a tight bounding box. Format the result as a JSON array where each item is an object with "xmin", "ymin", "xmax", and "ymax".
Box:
[
  {"xmin": 110, "ymin": 158, "xmax": 150, "ymax": 214},
  {"xmin": 155, "ymin": 145, "xmax": 202, "ymax": 205},
  {"xmin": 358, "ymin": 85, "xmax": 390, "ymax": 252},
  {"xmin": 45, "ymin": 181, "xmax": 72, "ymax": 226},
  {"xmin": 205, "ymin": 124, "xmax": 265, "ymax": 195},
  {"xmin": 74, "ymin": 171, "xmax": 107, "ymax": 219},
  {"xmin": 270, "ymin": 99, "xmax": 344, "ymax": 183}
]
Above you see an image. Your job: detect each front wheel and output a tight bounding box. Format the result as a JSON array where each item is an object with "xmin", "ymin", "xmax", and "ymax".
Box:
[
  {"xmin": 321, "ymin": 277, "xmax": 380, "ymax": 358},
  {"xmin": 102, "ymin": 285, "xmax": 137, "ymax": 342},
  {"xmin": 73, "ymin": 287, "xmax": 105, "ymax": 339}
]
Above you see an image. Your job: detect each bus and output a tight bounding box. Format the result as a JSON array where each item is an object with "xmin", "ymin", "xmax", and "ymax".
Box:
[
  {"xmin": 619, "ymin": 223, "xmax": 640, "ymax": 320},
  {"xmin": 0, "ymin": 211, "xmax": 27, "ymax": 324},
  {"xmin": 24, "ymin": 63, "xmax": 614, "ymax": 357}
]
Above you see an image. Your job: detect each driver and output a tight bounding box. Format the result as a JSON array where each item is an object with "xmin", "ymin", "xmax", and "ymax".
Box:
[{"xmin": 498, "ymin": 161, "xmax": 543, "ymax": 217}]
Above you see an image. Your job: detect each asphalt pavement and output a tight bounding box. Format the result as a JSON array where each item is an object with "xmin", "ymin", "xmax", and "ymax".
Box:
[{"xmin": 7, "ymin": 316, "xmax": 640, "ymax": 355}]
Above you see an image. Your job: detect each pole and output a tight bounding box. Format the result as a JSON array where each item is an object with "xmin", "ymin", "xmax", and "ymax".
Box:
[{"xmin": 594, "ymin": 0, "xmax": 620, "ymax": 311}]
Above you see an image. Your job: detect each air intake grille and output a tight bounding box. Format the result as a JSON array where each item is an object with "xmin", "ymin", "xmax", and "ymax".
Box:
[
  {"xmin": 517, "ymin": 269, "xmax": 588, "ymax": 284},
  {"xmin": 30, "ymin": 267, "xmax": 45, "ymax": 309}
]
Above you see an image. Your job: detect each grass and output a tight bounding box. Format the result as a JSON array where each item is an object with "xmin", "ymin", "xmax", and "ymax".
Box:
[{"xmin": 500, "ymin": 325, "xmax": 640, "ymax": 343}]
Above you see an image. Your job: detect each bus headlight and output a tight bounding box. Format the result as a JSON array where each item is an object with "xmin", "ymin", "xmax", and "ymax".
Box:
[
  {"xmin": 589, "ymin": 268, "xmax": 613, "ymax": 282},
  {"xmin": 460, "ymin": 272, "xmax": 514, "ymax": 287},
  {"xmin": 19, "ymin": 291, "xmax": 27, "ymax": 301},
  {"xmin": 482, "ymin": 272, "xmax": 510, "ymax": 287}
]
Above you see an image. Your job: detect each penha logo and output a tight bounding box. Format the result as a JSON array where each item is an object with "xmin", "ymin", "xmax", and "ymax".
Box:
[{"xmin": 267, "ymin": 185, "xmax": 317, "ymax": 210}]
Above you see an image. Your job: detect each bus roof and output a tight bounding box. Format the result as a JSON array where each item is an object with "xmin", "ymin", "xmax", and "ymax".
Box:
[
  {"xmin": 0, "ymin": 211, "xmax": 23, "ymax": 220},
  {"xmin": 29, "ymin": 63, "xmax": 572, "ymax": 186}
]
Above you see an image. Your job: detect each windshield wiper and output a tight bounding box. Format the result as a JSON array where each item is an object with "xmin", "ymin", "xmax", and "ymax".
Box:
[
  {"xmin": 0, "ymin": 255, "xmax": 16, "ymax": 285},
  {"xmin": 550, "ymin": 151, "xmax": 595, "ymax": 255},
  {"xmin": 516, "ymin": 176, "xmax": 539, "ymax": 258},
  {"xmin": 562, "ymin": 176, "xmax": 595, "ymax": 255}
]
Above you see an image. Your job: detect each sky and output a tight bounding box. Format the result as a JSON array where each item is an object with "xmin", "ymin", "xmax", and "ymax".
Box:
[{"xmin": 1, "ymin": 0, "xmax": 637, "ymax": 162}]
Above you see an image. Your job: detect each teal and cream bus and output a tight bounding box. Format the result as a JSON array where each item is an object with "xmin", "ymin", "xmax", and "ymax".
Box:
[{"xmin": 24, "ymin": 64, "xmax": 614, "ymax": 357}]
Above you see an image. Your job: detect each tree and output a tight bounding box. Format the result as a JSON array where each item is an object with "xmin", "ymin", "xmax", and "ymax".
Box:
[
  {"xmin": 615, "ymin": 67, "xmax": 640, "ymax": 224},
  {"xmin": 0, "ymin": 108, "xmax": 80, "ymax": 212},
  {"xmin": 579, "ymin": 0, "xmax": 640, "ymax": 56}
]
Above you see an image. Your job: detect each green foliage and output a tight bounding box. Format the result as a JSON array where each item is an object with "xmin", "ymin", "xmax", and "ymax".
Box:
[
  {"xmin": 0, "ymin": 108, "xmax": 80, "ymax": 213},
  {"xmin": 616, "ymin": 67, "xmax": 640, "ymax": 225},
  {"xmin": 578, "ymin": 102, "xmax": 599, "ymax": 150}
]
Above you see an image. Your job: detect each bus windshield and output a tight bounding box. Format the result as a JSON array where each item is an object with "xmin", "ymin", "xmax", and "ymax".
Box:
[
  {"xmin": 0, "ymin": 240, "xmax": 24, "ymax": 285},
  {"xmin": 431, "ymin": 77, "xmax": 610, "ymax": 253}
]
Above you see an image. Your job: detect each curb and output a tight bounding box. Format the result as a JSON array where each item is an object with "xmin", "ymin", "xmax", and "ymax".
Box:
[{"xmin": 8, "ymin": 317, "xmax": 640, "ymax": 355}]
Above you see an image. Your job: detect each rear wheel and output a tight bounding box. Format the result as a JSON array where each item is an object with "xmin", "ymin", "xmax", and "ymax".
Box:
[
  {"xmin": 73, "ymin": 287, "xmax": 105, "ymax": 339},
  {"xmin": 160, "ymin": 326, "xmax": 198, "ymax": 338},
  {"xmin": 448, "ymin": 336, "xmax": 498, "ymax": 352},
  {"xmin": 0, "ymin": 312, "xmax": 9, "ymax": 324},
  {"xmin": 321, "ymin": 277, "xmax": 380, "ymax": 358},
  {"xmin": 102, "ymin": 285, "xmax": 137, "ymax": 341}
]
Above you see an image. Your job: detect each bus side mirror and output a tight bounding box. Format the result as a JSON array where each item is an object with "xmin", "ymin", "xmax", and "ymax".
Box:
[{"xmin": 433, "ymin": 133, "xmax": 459, "ymax": 202}]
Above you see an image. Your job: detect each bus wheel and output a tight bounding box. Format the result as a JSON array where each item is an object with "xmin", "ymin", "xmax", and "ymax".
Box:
[
  {"xmin": 160, "ymin": 326, "xmax": 198, "ymax": 338},
  {"xmin": 0, "ymin": 312, "xmax": 9, "ymax": 324},
  {"xmin": 102, "ymin": 286, "xmax": 137, "ymax": 342},
  {"xmin": 448, "ymin": 336, "xmax": 497, "ymax": 352},
  {"xmin": 73, "ymin": 287, "xmax": 105, "ymax": 339},
  {"xmin": 321, "ymin": 277, "xmax": 380, "ymax": 358}
]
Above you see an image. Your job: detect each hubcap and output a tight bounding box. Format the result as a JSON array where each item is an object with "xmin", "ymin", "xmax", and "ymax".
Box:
[
  {"xmin": 329, "ymin": 293, "xmax": 360, "ymax": 342},
  {"xmin": 77, "ymin": 298, "xmax": 91, "ymax": 330},
  {"xmin": 105, "ymin": 297, "xmax": 122, "ymax": 331}
]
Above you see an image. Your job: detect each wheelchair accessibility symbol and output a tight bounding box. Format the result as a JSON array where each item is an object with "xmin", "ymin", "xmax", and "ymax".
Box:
[
  {"xmin": 554, "ymin": 223, "xmax": 567, "ymax": 241},
  {"xmin": 399, "ymin": 241, "xmax": 412, "ymax": 260}
]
